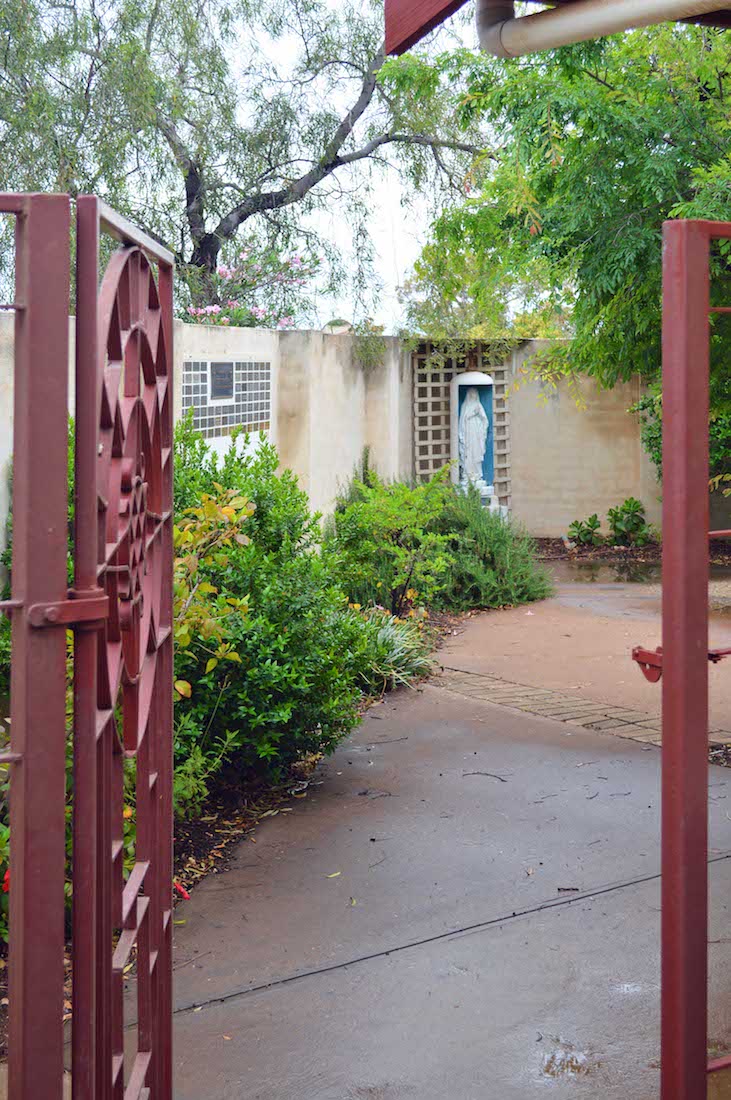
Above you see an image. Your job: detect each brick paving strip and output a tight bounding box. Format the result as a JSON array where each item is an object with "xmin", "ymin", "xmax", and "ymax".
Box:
[{"xmin": 438, "ymin": 666, "xmax": 731, "ymax": 747}]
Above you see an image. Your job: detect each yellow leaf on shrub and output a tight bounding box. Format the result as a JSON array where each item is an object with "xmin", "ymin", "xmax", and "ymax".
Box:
[
  {"xmin": 205, "ymin": 658, "xmax": 218, "ymax": 674},
  {"xmin": 174, "ymin": 680, "xmax": 192, "ymax": 698}
]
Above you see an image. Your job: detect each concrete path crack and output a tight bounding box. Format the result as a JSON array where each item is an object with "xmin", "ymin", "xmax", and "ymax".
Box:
[{"xmin": 172, "ymin": 849, "xmax": 731, "ymax": 1018}]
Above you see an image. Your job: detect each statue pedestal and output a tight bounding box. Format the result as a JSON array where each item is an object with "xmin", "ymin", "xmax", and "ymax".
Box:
[{"xmin": 459, "ymin": 477, "xmax": 508, "ymax": 520}]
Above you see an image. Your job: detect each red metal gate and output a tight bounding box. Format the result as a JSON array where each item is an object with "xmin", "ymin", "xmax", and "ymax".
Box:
[{"xmin": 0, "ymin": 193, "xmax": 174, "ymax": 1099}]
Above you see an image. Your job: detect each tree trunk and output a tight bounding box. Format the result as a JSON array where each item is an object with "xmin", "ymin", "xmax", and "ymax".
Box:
[{"xmin": 189, "ymin": 232, "xmax": 221, "ymax": 305}]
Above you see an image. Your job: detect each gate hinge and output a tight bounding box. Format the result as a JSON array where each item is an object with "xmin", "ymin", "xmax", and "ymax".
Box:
[{"xmin": 27, "ymin": 590, "xmax": 109, "ymax": 628}]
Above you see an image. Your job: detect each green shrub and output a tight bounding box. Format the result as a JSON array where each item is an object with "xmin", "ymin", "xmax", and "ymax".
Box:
[
  {"xmin": 174, "ymin": 412, "xmax": 319, "ymax": 557},
  {"xmin": 0, "ymin": 424, "xmax": 436, "ymax": 945},
  {"xmin": 567, "ymin": 514, "xmax": 604, "ymax": 547},
  {"xmin": 433, "ymin": 487, "xmax": 553, "ymax": 610},
  {"xmin": 632, "ymin": 379, "xmax": 731, "ymax": 487},
  {"xmin": 325, "ymin": 471, "xmax": 552, "ymax": 613},
  {"xmin": 325, "ymin": 468, "xmax": 457, "ymax": 614},
  {"xmin": 172, "ymin": 430, "xmax": 434, "ymax": 783},
  {"xmin": 607, "ymin": 497, "xmax": 656, "ymax": 547}
]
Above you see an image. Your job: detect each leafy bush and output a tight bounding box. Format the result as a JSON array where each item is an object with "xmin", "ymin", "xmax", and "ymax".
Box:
[
  {"xmin": 325, "ymin": 468, "xmax": 455, "ymax": 614},
  {"xmin": 0, "ymin": 424, "xmax": 436, "ymax": 945},
  {"xmin": 432, "ymin": 487, "xmax": 553, "ymax": 610},
  {"xmin": 174, "ymin": 412, "xmax": 319, "ymax": 556},
  {"xmin": 325, "ymin": 470, "xmax": 552, "ymax": 613},
  {"xmin": 607, "ymin": 497, "xmax": 656, "ymax": 547},
  {"xmin": 171, "ymin": 427, "xmax": 434, "ymax": 785},
  {"xmin": 632, "ymin": 383, "xmax": 731, "ymax": 487},
  {"xmin": 567, "ymin": 514, "xmax": 604, "ymax": 547}
]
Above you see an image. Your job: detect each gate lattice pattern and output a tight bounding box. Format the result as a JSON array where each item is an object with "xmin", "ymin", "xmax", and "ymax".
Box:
[
  {"xmin": 0, "ymin": 193, "xmax": 174, "ymax": 1100},
  {"xmin": 75, "ymin": 198, "xmax": 174, "ymax": 1099}
]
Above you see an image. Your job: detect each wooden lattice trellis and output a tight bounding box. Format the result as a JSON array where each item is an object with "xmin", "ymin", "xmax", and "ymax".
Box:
[{"xmin": 412, "ymin": 343, "xmax": 512, "ymax": 510}]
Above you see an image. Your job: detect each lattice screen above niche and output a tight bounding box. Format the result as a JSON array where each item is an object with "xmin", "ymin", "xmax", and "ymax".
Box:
[
  {"xmin": 412, "ymin": 344, "xmax": 512, "ymax": 511},
  {"xmin": 182, "ymin": 360, "xmax": 271, "ymax": 439}
]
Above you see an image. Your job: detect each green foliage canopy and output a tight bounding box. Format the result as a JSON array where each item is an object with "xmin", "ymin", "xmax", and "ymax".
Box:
[
  {"xmin": 385, "ymin": 25, "xmax": 731, "ymax": 477},
  {"xmin": 0, "ymin": 0, "xmax": 481, "ymax": 308},
  {"xmin": 388, "ymin": 26, "xmax": 731, "ymax": 381}
]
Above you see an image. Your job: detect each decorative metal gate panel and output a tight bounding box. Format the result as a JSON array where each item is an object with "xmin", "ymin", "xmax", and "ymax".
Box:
[{"xmin": 0, "ymin": 193, "xmax": 174, "ymax": 1099}]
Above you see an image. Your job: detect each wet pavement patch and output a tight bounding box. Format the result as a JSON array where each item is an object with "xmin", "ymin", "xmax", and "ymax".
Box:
[{"xmin": 540, "ymin": 1039, "xmax": 599, "ymax": 1079}]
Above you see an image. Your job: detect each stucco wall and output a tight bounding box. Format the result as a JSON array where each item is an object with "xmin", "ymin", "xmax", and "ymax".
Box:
[
  {"xmin": 176, "ymin": 321, "xmax": 280, "ymax": 457},
  {"xmin": 0, "ymin": 317, "xmax": 668, "ymax": 551},
  {"xmin": 0, "ymin": 319, "xmax": 414, "ymax": 558},
  {"xmin": 507, "ymin": 342, "xmax": 662, "ymax": 537},
  {"xmin": 276, "ymin": 332, "xmax": 413, "ymax": 517}
]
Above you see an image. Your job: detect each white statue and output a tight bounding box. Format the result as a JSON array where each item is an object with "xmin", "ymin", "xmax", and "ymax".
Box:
[{"xmin": 458, "ymin": 387, "xmax": 489, "ymax": 489}]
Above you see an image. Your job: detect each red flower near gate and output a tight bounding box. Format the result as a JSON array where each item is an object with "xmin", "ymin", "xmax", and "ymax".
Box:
[{"xmin": 2, "ymin": 869, "xmax": 9, "ymax": 893}]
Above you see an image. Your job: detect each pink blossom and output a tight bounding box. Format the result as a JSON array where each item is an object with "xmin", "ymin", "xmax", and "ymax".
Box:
[
  {"xmin": 205, "ymin": 304, "xmax": 222, "ymax": 315},
  {"xmin": 276, "ymin": 316, "xmax": 295, "ymax": 329},
  {"xmin": 219, "ymin": 316, "xmax": 231, "ymax": 325},
  {"xmin": 250, "ymin": 305, "xmax": 267, "ymax": 320},
  {"xmin": 226, "ymin": 299, "xmax": 241, "ymax": 309}
]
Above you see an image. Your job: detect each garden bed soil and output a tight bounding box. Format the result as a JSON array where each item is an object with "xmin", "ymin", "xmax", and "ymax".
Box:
[{"xmin": 535, "ymin": 538, "xmax": 731, "ymax": 568}]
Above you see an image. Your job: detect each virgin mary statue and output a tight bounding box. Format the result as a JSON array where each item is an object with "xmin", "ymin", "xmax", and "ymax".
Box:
[{"xmin": 458, "ymin": 387, "xmax": 489, "ymax": 488}]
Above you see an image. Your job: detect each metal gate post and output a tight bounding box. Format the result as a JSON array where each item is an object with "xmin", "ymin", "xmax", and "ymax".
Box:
[
  {"xmin": 1, "ymin": 194, "xmax": 71, "ymax": 1099},
  {"xmin": 661, "ymin": 219, "xmax": 711, "ymax": 1100}
]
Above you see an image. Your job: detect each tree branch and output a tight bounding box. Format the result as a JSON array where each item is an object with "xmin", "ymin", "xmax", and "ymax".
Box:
[
  {"xmin": 155, "ymin": 111, "xmax": 207, "ymax": 245},
  {"xmin": 157, "ymin": 41, "xmax": 482, "ymax": 273},
  {"xmin": 214, "ymin": 44, "xmax": 388, "ymax": 242}
]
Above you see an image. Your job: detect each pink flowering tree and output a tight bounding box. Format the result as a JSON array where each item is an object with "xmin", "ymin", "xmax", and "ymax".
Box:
[{"xmin": 184, "ymin": 247, "xmax": 319, "ymax": 329}]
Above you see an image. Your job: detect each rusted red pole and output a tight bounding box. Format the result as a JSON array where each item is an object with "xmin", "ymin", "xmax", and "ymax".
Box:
[
  {"xmin": 6, "ymin": 194, "xmax": 71, "ymax": 1099},
  {"xmin": 72, "ymin": 195, "xmax": 101, "ymax": 1099},
  {"xmin": 661, "ymin": 219, "xmax": 711, "ymax": 1100}
]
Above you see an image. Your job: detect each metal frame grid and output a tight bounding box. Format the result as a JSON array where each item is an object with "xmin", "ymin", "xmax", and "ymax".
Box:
[
  {"xmin": 182, "ymin": 359, "xmax": 271, "ymax": 439},
  {"xmin": 412, "ymin": 343, "xmax": 511, "ymax": 508}
]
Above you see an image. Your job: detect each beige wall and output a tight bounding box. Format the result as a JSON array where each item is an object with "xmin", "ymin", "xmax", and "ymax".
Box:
[
  {"xmin": 276, "ymin": 332, "xmax": 413, "ymax": 517},
  {"xmin": 0, "ymin": 312, "xmax": 77, "ymax": 559},
  {"xmin": 0, "ymin": 317, "xmax": 665, "ymax": 550},
  {"xmin": 176, "ymin": 321, "xmax": 280, "ymax": 455},
  {"xmin": 0, "ymin": 319, "xmax": 414, "ymax": 557},
  {"xmin": 508, "ymin": 342, "xmax": 662, "ymax": 537}
]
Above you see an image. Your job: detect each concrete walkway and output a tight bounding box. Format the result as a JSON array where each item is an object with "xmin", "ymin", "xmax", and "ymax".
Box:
[
  {"xmin": 172, "ymin": 592, "xmax": 731, "ymax": 1098},
  {"xmin": 439, "ymin": 568, "xmax": 731, "ymax": 730}
]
